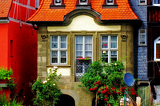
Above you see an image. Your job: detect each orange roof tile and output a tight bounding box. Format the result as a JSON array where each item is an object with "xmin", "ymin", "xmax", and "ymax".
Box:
[
  {"xmin": 0, "ymin": 0, "xmax": 12, "ymax": 18},
  {"xmin": 28, "ymin": 0, "xmax": 139, "ymax": 22}
]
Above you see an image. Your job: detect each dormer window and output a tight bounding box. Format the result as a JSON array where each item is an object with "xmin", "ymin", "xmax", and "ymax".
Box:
[
  {"xmin": 153, "ymin": 0, "xmax": 160, "ymax": 6},
  {"xmin": 50, "ymin": 0, "xmax": 65, "ymax": 9},
  {"xmin": 55, "ymin": 0, "xmax": 61, "ymax": 5},
  {"xmin": 107, "ymin": 0, "xmax": 114, "ymax": 5},
  {"xmin": 79, "ymin": 0, "xmax": 87, "ymax": 5}
]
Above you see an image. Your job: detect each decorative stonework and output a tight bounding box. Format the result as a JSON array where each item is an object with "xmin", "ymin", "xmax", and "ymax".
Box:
[
  {"xmin": 41, "ymin": 35, "xmax": 48, "ymax": 41},
  {"xmin": 121, "ymin": 35, "xmax": 128, "ymax": 42}
]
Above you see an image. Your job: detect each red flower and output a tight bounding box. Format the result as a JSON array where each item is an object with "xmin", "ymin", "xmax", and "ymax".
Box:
[
  {"xmin": 113, "ymin": 91, "xmax": 117, "ymax": 94},
  {"xmin": 93, "ymin": 88, "xmax": 95, "ymax": 90},
  {"xmin": 87, "ymin": 81, "xmax": 89, "ymax": 83},
  {"xmin": 136, "ymin": 94, "xmax": 138, "ymax": 97},
  {"xmin": 90, "ymin": 88, "xmax": 93, "ymax": 91},
  {"xmin": 131, "ymin": 88, "xmax": 134, "ymax": 91},
  {"xmin": 104, "ymin": 98, "xmax": 108, "ymax": 101},
  {"xmin": 97, "ymin": 91, "xmax": 100, "ymax": 93},
  {"xmin": 111, "ymin": 87, "xmax": 115, "ymax": 90},
  {"xmin": 132, "ymin": 92, "xmax": 135, "ymax": 95},
  {"xmin": 102, "ymin": 91, "xmax": 105, "ymax": 94},
  {"xmin": 104, "ymin": 43, "xmax": 107, "ymax": 46},
  {"xmin": 107, "ymin": 104, "xmax": 110, "ymax": 106},
  {"xmin": 93, "ymin": 83, "xmax": 95, "ymax": 85},
  {"xmin": 97, "ymin": 98, "xmax": 99, "ymax": 100},
  {"xmin": 105, "ymin": 95, "xmax": 107, "ymax": 97},
  {"xmin": 122, "ymin": 87, "xmax": 125, "ymax": 90},
  {"xmin": 101, "ymin": 88, "xmax": 103, "ymax": 91}
]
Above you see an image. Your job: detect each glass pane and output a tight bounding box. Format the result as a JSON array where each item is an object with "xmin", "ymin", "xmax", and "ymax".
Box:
[
  {"xmin": 102, "ymin": 51, "xmax": 108, "ymax": 62},
  {"xmin": 80, "ymin": 0, "xmax": 87, "ymax": 3},
  {"xmin": 102, "ymin": 42, "xmax": 108, "ymax": 48},
  {"xmin": 156, "ymin": 44, "xmax": 160, "ymax": 58},
  {"xmin": 111, "ymin": 36, "xmax": 117, "ymax": 41},
  {"xmin": 107, "ymin": 0, "xmax": 113, "ymax": 3},
  {"xmin": 76, "ymin": 44, "xmax": 83, "ymax": 50},
  {"xmin": 111, "ymin": 51, "xmax": 117, "ymax": 56},
  {"xmin": 61, "ymin": 36, "xmax": 66, "ymax": 42},
  {"xmin": 76, "ymin": 51, "xmax": 83, "ymax": 58},
  {"xmin": 154, "ymin": 0, "xmax": 158, "ymax": 4},
  {"xmin": 76, "ymin": 36, "xmax": 83, "ymax": 43},
  {"xmin": 52, "ymin": 43, "xmax": 58, "ymax": 48},
  {"xmin": 52, "ymin": 51, "xmax": 57, "ymax": 63},
  {"xmin": 111, "ymin": 58, "xmax": 117, "ymax": 62},
  {"xmin": 111, "ymin": 42, "xmax": 117, "ymax": 48},
  {"xmin": 85, "ymin": 44, "xmax": 92, "ymax": 50},
  {"xmin": 140, "ymin": 35, "xmax": 145, "ymax": 39},
  {"xmin": 61, "ymin": 43, "xmax": 66, "ymax": 48},
  {"xmin": 102, "ymin": 36, "xmax": 108, "ymax": 42},
  {"xmin": 85, "ymin": 51, "xmax": 92, "ymax": 58},
  {"xmin": 52, "ymin": 36, "xmax": 58, "ymax": 42},
  {"xmin": 52, "ymin": 51, "xmax": 57, "ymax": 57},
  {"xmin": 140, "ymin": 40, "xmax": 145, "ymax": 44},
  {"xmin": 61, "ymin": 51, "xmax": 66, "ymax": 57},
  {"xmin": 140, "ymin": 0, "xmax": 145, "ymax": 3},
  {"xmin": 55, "ymin": 0, "xmax": 61, "ymax": 3},
  {"xmin": 85, "ymin": 36, "xmax": 92, "ymax": 43}
]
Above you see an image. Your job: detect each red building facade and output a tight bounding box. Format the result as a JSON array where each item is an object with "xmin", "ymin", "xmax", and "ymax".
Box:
[{"xmin": 0, "ymin": 0, "xmax": 41, "ymax": 105}]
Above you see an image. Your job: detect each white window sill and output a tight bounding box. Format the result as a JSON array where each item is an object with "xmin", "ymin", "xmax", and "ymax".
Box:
[{"xmin": 153, "ymin": 4, "xmax": 160, "ymax": 6}]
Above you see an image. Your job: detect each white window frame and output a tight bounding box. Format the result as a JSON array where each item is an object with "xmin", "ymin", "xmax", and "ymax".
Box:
[
  {"xmin": 153, "ymin": 0, "xmax": 160, "ymax": 6},
  {"xmin": 50, "ymin": 35, "xmax": 67, "ymax": 65},
  {"xmin": 139, "ymin": 0, "xmax": 147, "ymax": 5},
  {"xmin": 54, "ymin": 0, "xmax": 61, "ymax": 5},
  {"xmin": 101, "ymin": 35, "xmax": 118, "ymax": 63},
  {"xmin": 154, "ymin": 36, "xmax": 160, "ymax": 61},
  {"xmin": 75, "ymin": 35, "xmax": 93, "ymax": 76},
  {"xmin": 106, "ymin": 0, "xmax": 114, "ymax": 5},
  {"xmin": 139, "ymin": 29, "xmax": 147, "ymax": 46},
  {"xmin": 35, "ymin": 0, "xmax": 39, "ymax": 8},
  {"xmin": 79, "ymin": 0, "xmax": 87, "ymax": 5}
]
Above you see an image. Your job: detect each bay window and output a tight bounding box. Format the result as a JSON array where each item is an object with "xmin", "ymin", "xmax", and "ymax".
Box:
[
  {"xmin": 50, "ymin": 35, "xmax": 67, "ymax": 65},
  {"xmin": 101, "ymin": 35, "xmax": 118, "ymax": 63}
]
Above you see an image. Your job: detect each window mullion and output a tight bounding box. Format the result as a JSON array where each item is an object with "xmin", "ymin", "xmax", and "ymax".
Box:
[
  {"xmin": 108, "ymin": 36, "xmax": 111, "ymax": 63},
  {"xmin": 83, "ymin": 36, "xmax": 85, "ymax": 58}
]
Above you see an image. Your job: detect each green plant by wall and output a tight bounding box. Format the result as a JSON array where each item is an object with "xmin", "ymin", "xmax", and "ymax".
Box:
[
  {"xmin": 79, "ymin": 60, "xmax": 138, "ymax": 106},
  {"xmin": 32, "ymin": 68, "xmax": 61, "ymax": 106}
]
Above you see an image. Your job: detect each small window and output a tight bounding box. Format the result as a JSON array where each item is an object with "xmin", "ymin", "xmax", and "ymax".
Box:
[
  {"xmin": 154, "ymin": 37, "xmax": 160, "ymax": 61},
  {"xmin": 107, "ymin": 0, "xmax": 114, "ymax": 5},
  {"xmin": 50, "ymin": 35, "xmax": 67, "ymax": 65},
  {"xmin": 139, "ymin": 0, "xmax": 147, "ymax": 5},
  {"xmin": 54, "ymin": 0, "xmax": 61, "ymax": 5},
  {"xmin": 35, "ymin": 0, "xmax": 39, "ymax": 9},
  {"xmin": 139, "ymin": 29, "xmax": 146, "ymax": 46},
  {"xmin": 153, "ymin": 0, "xmax": 160, "ymax": 6},
  {"xmin": 79, "ymin": 0, "xmax": 87, "ymax": 5}
]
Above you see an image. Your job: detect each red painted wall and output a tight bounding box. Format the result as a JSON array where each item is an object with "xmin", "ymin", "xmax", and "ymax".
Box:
[
  {"xmin": 8, "ymin": 21, "xmax": 37, "ymax": 105},
  {"xmin": 0, "ymin": 24, "xmax": 9, "ymax": 68}
]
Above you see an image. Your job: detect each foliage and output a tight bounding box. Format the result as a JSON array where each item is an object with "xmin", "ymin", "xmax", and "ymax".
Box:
[
  {"xmin": 0, "ymin": 67, "xmax": 16, "ymax": 90},
  {"xmin": 0, "ymin": 93, "xmax": 22, "ymax": 106},
  {"xmin": 0, "ymin": 67, "xmax": 13, "ymax": 80},
  {"xmin": 79, "ymin": 60, "xmax": 138, "ymax": 106},
  {"xmin": 32, "ymin": 68, "xmax": 61, "ymax": 106}
]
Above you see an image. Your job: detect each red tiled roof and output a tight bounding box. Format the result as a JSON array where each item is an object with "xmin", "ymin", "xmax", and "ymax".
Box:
[
  {"xmin": 0, "ymin": 0, "xmax": 12, "ymax": 18},
  {"xmin": 28, "ymin": 0, "xmax": 139, "ymax": 22}
]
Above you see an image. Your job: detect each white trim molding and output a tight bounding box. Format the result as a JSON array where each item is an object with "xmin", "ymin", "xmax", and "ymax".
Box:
[
  {"xmin": 0, "ymin": 19, "xmax": 9, "ymax": 23},
  {"xmin": 154, "ymin": 36, "xmax": 160, "ymax": 61}
]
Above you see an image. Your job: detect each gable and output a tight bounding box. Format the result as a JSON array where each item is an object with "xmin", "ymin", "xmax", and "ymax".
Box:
[{"xmin": 47, "ymin": 15, "xmax": 121, "ymax": 32}]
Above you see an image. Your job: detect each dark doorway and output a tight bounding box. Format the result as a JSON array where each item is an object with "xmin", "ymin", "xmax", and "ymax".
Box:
[{"xmin": 56, "ymin": 94, "xmax": 75, "ymax": 106}]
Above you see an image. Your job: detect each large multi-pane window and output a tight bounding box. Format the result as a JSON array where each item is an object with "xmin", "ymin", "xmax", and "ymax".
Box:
[
  {"xmin": 75, "ymin": 36, "xmax": 92, "ymax": 81},
  {"xmin": 154, "ymin": 37, "xmax": 160, "ymax": 61},
  {"xmin": 50, "ymin": 35, "xmax": 67, "ymax": 65},
  {"xmin": 101, "ymin": 35, "xmax": 118, "ymax": 63}
]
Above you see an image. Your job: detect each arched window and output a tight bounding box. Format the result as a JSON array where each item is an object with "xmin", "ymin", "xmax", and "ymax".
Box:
[{"xmin": 154, "ymin": 36, "xmax": 160, "ymax": 61}]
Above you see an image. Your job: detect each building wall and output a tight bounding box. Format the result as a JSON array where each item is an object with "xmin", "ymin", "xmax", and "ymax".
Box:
[
  {"xmin": 129, "ymin": 0, "xmax": 148, "ymax": 81},
  {"xmin": 0, "ymin": 23, "xmax": 9, "ymax": 67},
  {"xmin": 37, "ymin": 15, "xmax": 135, "ymax": 106}
]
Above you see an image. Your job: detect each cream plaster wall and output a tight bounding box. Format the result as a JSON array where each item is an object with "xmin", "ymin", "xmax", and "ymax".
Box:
[{"xmin": 47, "ymin": 15, "xmax": 121, "ymax": 32}]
